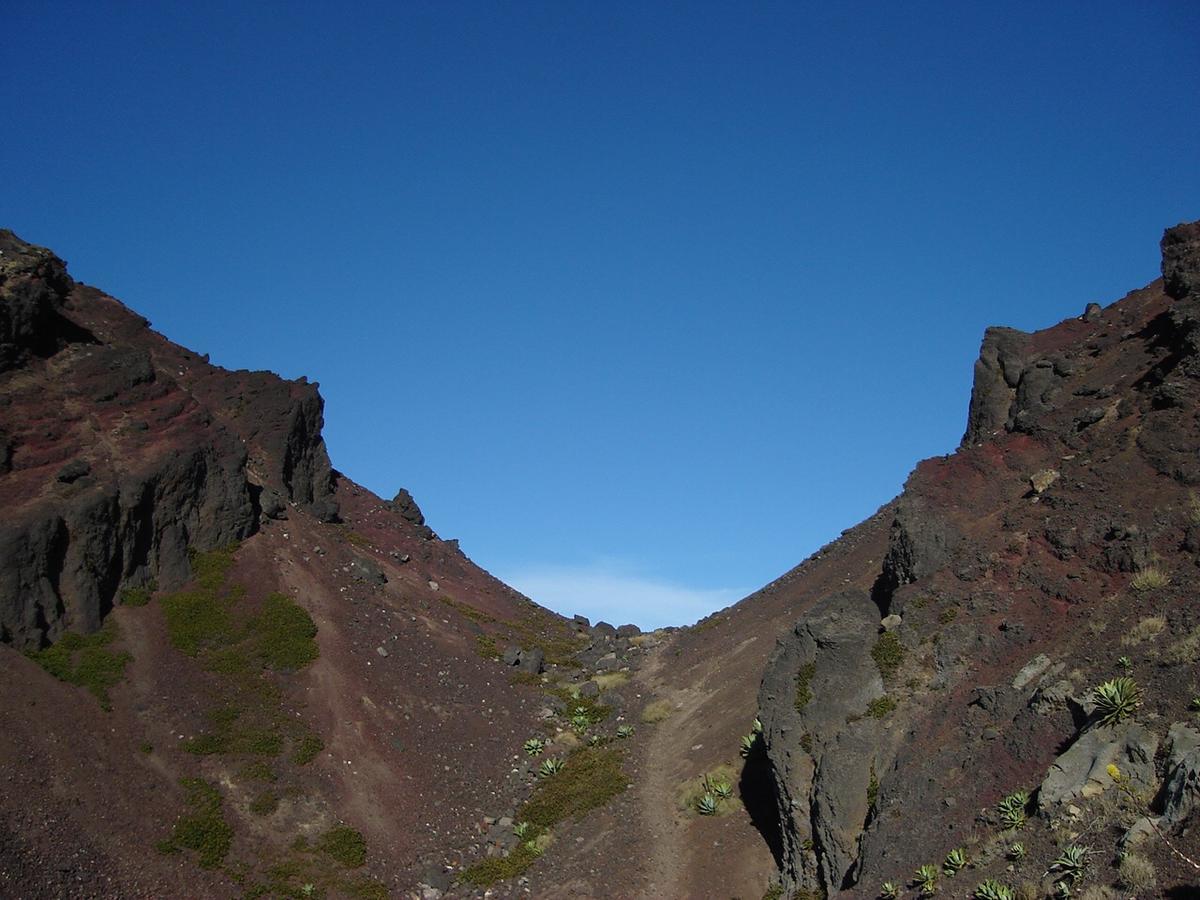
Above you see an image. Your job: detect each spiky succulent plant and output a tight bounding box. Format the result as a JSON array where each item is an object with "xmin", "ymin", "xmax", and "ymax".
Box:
[
  {"xmin": 523, "ymin": 737, "xmax": 545, "ymax": 756},
  {"xmin": 696, "ymin": 792, "xmax": 718, "ymax": 815},
  {"xmin": 996, "ymin": 790, "xmax": 1029, "ymax": 830},
  {"xmin": 538, "ymin": 757, "xmax": 564, "ymax": 777},
  {"xmin": 1093, "ymin": 677, "xmax": 1141, "ymax": 726},
  {"xmin": 880, "ymin": 881, "xmax": 900, "ymax": 899},
  {"xmin": 974, "ymin": 880, "xmax": 1015, "ymax": 900},
  {"xmin": 1051, "ymin": 845, "xmax": 1090, "ymax": 885},
  {"xmin": 914, "ymin": 864, "xmax": 938, "ymax": 896},
  {"xmin": 943, "ymin": 848, "xmax": 967, "ymax": 875},
  {"xmin": 616, "ymin": 724, "xmax": 635, "ymax": 738}
]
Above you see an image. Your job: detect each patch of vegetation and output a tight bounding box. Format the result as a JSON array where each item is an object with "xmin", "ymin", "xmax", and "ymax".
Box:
[
  {"xmin": 640, "ymin": 699, "xmax": 673, "ymax": 723},
  {"xmin": 871, "ymin": 632, "xmax": 905, "ymax": 681},
  {"xmin": 158, "ymin": 778, "xmax": 232, "ymax": 868},
  {"xmin": 914, "ymin": 864, "xmax": 938, "ymax": 897},
  {"xmin": 292, "ymin": 733, "xmax": 324, "ymax": 765},
  {"xmin": 1163, "ymin": 625, "xmax": 1200, "ymax": 666},
  {"xmin": 1122, "ymin": 615, "xmax": 1166, "ymax": 647},
  {"xmin": 120, "ymin": 582, "xmax": 155, "ymax": 607},
  {"xmin": 475, "ymin": 633, "xmax": 501, "ymax": 660},
  {"xmin": 461, "ymin": 745, "xmax": 629, "ymax": 886},
  {"xmin": 1130, "ymin": 566, "xmax": 1170, "ymax": 593},
  {"xmin": 249, "ymin": 791, "xmax": 279, "ymax": 816},
  {"xmin": 183, "ymin": 703, "xmax": 286, "ymax": 757},
  {"xmin": 997, "ymin": 790, "xmax": 1029, "ymax": 830},
  {"xmin": 140, "ymin": 741, "xmax": 153, "ymax": 754},
  {"xmin": 794, "ymin": 661, "xmax": 817, "ymax": 711},
  {"xmin": 937, "ymin": 606, "xmax": 959, "ymax": 625},
  {"xmin": 799, "ymin": 732, "xmax": 813, "ymax": 754},
  {"xmin": 866, "ymin": 695, "xmax": 897, "ymax": 718},
  {"xmin": 867, "ymin": 766, "xmax": 879, "ymax": 807},
  {"xmin": 344, "ymin": 530, "xmax": 371, "ymax": 548},
  {"xmin": 762, "ymin": 884, "xmax": 785, "ymax": 900},
  {"xmin": 1117, "ymin": 851, "xmax": 1156, "ymax": 893},
  {"xmin": 249, "ymin": 593, "xmax": 319, "ymax": 671},
  {"xmin": 943, "ymin": 847, "xmax": 967, "ymax": 875},
  {"xmin": 691, "ymin": 613, "xmax": 728, "ymax": 633},
  {"xmin": 681, "ymin": 766, "xmax": 739, "ymax": 816},
  {"xmin": 508, "ymin": 670, "xmax": 543, "ymax": 687},
  {"xmin": 317, "ymin": 826, "xmax": 366, "ymax": 868},
  {"xmin": 440, "ymin": 594, "xmax": 497, "ymax": 625},
  {"xmin": 592, "ymin": 672, "xmax": 628, "ymax": 690},
  {"xmin": 240, "ymin": 761, "xmax": 277, "ymax": 782},
  {"xmin": 26, "ymin": 617, "xmax": 131, "ymax": 709},
  {"xmin": 546, "ymin": 686, "xmax": 611, "ymax": 727}
]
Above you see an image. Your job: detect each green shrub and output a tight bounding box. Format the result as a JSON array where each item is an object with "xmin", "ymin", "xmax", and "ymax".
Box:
[
  {"xmin": 318, "ymin": 826, "xmax": 366, "ymax": 867},
  {"xmin": 249, "ymin": 792, "xmax": 279, "ymax": 816},
  {"xmin": 120, "ymin": 583, "xmax": 155, "ymax": 607},
  {"xmin": 249, "ymin": 593, "xmax": 318, "ymax": 670},
  {"xmin": 26, "ymin": 618, "xmax": 131, "ymax": 709},
  {"xmin": 695, "ymin": 792, "xmax": 718, "ymax": 815},
  {"xmin": 292, "ymin": 733, "xmax": 324, "ymax": 765},
  {"xmin": 880, "ymin": 882, "xmax": 900, "ymax": 900},
  {"xmin": 539, "ymin": 757, "xmax": 565, "ymax": 777},
  {"xmin": 867, "ymin": 695, "xmax": 897, "ymax": 718},
  {"xmin": 794, "ymin": 662, "xmax": 817, "ymax": 711},
  {"xmin": 159, "ymin": 778, "xmax": 232, "ymax": 868},
  {"xmin": 872, "ymin": 632, "xmax": 905, "ymax": 681}
]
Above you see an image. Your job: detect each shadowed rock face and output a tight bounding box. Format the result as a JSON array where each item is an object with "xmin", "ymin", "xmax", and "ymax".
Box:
[
  {"xmin": 758, "ymin": 591, "xmax": 896, "ymax": 894},
  {"xmin": 0, "ymin": 229, "xmax": 338, "ymax": 646}
]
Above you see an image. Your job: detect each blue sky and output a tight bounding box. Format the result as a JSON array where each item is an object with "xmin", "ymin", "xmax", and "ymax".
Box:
[{"xmin": 4, "ymin": 2, "xmax": 1198, "ymax": 627}]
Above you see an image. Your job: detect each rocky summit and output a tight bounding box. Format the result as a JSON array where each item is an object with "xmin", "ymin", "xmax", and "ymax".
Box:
[{"xmin": 1, "ymin": 222, "xmax": 1198, "ymax": 899}]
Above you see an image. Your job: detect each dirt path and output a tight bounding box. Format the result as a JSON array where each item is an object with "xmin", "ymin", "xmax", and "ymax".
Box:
[{"xmin": 630, "ymin": 643, "xmax": 710, "ymax": 899}]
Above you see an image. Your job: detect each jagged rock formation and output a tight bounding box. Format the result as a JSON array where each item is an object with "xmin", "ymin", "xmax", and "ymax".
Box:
[
  {"xmin": 0, "ymin": 229, "xmax": 338, "ymax": 646},
  {"xmin": 755, "ymin": 221, "xmax": 1200, "ymax": 898}
]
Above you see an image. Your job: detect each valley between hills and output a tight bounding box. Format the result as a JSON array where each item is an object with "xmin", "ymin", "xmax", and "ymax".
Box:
[{"xmin": 1, "ymin": 222, "xmax": 1199, "ymax": 899}]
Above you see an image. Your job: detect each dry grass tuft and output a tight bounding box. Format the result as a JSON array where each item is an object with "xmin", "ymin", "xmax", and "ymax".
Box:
[
  {"xmin": 640, "ymin": 699, "xmax": 674, "ymax": 723},
  {"xmin": 1122, "ymin": 616, "xmax": 1167, "ymax": 646}
]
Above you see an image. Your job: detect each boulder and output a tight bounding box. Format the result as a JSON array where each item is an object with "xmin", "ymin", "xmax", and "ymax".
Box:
[
  {"xmin": 616, "ymin": 623, "xmax": 641, "ymax": 638},
  {"xmin": 516, "ymin": 647, "xmax": 545, "ymax": 674},
  {"xmin": 1039, "ymin": 722, "xmax": 1158, "ymax": 808},
  {"xmin": 1156, "ymin": 722, "xmax": 1200, "ymax": 829},
  {"xmin": 348, "ymin": 556, "xmax": 386, "ymax": 585},
  {"xmin": 592, "ymin": 621, "xmax": 617, "ymax": 639}
]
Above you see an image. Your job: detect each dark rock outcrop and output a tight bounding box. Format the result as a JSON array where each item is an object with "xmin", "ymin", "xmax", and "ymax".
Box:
[
  {"xmin": 0, "ymin": 229, "xmax": 342, "ymax": 646},
  {"xmin": 1162, "ymin": 220, "xmax": 1200, "ymax": 301},
  {"xmin": 758, "ymin": 591, "xmax": 896, "ymax": 895}
]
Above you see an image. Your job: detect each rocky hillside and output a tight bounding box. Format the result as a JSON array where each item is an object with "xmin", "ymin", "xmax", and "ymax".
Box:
[{"xmin": 2, "ymin": 222, "xmax": 1197, "ymax": 900}]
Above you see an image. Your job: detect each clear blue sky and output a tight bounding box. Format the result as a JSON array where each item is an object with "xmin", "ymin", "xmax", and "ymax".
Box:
[{"xmin": 4, "ymin": 2, "xmax": 1198, "ymax": 627}]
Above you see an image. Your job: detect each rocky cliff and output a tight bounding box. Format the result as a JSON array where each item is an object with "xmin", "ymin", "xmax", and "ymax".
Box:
[
  {"xmin": 755, "ymin": 221, "xmax": 1200, "ymax": 898},
  {"xmin": 0, "ymin": 230, "xmax": 344, "ymax": 646}
]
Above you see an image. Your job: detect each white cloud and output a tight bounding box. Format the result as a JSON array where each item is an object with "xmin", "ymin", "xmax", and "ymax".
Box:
[{"xmin": 499, "ymin": 561, "xmax": 745, "ymax": 630}]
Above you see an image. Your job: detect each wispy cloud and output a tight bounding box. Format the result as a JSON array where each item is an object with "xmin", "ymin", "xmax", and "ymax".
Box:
[{"xmin": 499, "ymin": 561, "xmax": 745, "ymax": 630}]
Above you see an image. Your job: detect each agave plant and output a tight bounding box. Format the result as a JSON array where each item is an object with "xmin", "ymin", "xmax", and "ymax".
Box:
[
  {"xmin": 752, "ymin": 716, "xmax": 763, "ymax": 733},
  {"xmin": 1092, "ymin": 677, "xmax": 1141, "ymax": 726},
  {"xmin": 695, "ymin": 792, "xmax": 719, "ymax": 816},
  {"xmin": 740, "ymin": 733, "xmax": 758, "ymax": 758},
  {"xmin": 616, "ymin": 724, "xmax": 635, "ymax": 738},
  {"xmin": 1053, "ymin": 881, "xmax": 1072, "ymax": 899},
  {"xmin": 523, "ymin": 737, "xmax": 545, "ymax": 757},
  {"xmin": 538, "ymin": 757, "xmax": 564, "ymax": 777},
  {"xmin": 880, "ymin": 881, "xmax": 900, "ymax": 900},
  {"xmin": 1007, "ymin": 842, "xmax": 1025, "ymax": 860},
  {"xmin": 524, "ymin": 839, "xmax": 544, "ymax": 856},
  {"xmin": 1117, "ymin": 655, "xmax": 1132, "ymax": 672},
  {"xmin": 570, "ymin": 708, "xmax": 592, "ymax": 733},
  {"xmin": 943, "ymin": 848, "xmax": 967, "ymax": 875},
  {"xmin": 1051, "ymin": 845, "xmax": 1089, "ymax": 885},
  {"xmin": 513, "ymin": 821, "xmax": 532, "ymax": 839},
  {"xmin": 996, "ymin": 790, "xmax": 1029, "ymax": 830},
  {"xmin": 914, "ymin": 864, "xmax": 938, "ymax": 896},
  {"xmin": 974, "ymin": 880, "xmax": 1015, "ymax": 900},
  {"xmin": 710, "ymin": 778, "xmax": 733, "ymax": 800},
  {"xmin": 1190, "ymin": 696, "xmax": 1200, "ymax": 712}
]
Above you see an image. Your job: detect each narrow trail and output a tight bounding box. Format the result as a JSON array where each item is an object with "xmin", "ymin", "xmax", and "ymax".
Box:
[{"xmin": 631, "ymin": 643, "xmax": 710, "ymax": 899}]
